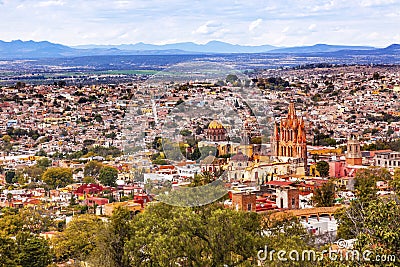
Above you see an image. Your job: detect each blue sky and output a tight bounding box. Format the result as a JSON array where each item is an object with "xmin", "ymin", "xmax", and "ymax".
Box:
[{"xmin": 0, "ymin": 0, "xmax": 399, "ymax": 47}]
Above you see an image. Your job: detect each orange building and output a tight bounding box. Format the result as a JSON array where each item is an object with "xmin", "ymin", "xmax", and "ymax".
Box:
[
  {"xmin": 345, "ymin": 137, "xmax": 362, "ymax": 166},
  {"xmin": 232, "ymin": 192, "xmax": 256, "ymax": 212},
  {"xmin": 271, "ymin": 102, "xmax": 307, "ymax": 161}
]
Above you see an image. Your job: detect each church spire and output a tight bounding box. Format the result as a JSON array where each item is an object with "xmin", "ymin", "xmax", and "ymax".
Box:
[
  {"xmin": 288, "ymin": 102, "xmax": 296, "ymax": 119},
  {"xmin": 273, "ymin": 121, "xmax": 279, "ymax": 140},
  {"xmin": 271, "ymin": 102, "xmax": 307, "ymax": 163}
]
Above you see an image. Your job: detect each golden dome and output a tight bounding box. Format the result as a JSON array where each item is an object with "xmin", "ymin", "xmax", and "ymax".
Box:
[{"xmin": 208, "ymin": 120, "xmax": 224, "ymax": 129}]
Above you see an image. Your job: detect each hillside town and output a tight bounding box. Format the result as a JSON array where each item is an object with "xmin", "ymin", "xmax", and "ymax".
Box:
[{"xmin": 1, "ymin": 64, "xmax": 400, "ymax": 265}]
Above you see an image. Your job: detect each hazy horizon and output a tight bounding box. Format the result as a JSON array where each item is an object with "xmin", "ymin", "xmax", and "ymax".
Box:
[
  {"xmin": 0, "ymin": 39, "xmax": 393, "ymax": 49},
  {"xmin": 0, "ymin": 0, "xmax": 399, "ymax": 47}
]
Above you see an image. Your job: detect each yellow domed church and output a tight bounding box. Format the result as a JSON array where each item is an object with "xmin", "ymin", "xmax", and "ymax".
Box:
[{"xmin": 207, "ymin": 120, "xmax": 227, "ymax": 142}]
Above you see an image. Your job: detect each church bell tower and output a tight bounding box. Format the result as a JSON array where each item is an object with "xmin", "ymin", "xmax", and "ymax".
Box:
[{"xmin": 346, "ymin": 136, "xmax": 362, "ymax": 166}]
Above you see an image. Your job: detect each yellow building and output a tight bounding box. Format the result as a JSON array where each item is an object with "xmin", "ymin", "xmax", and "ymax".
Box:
[
  {"xmin": 308, "ymin": 147, "xmax": 342, "ymax": 156},
  {"xmin": 103, "ymin": 200, "xmax": 143, "ymax": 217},
  {"xmin": 309, "ymin": 164, "xmax": 322, "ymax": 177}
]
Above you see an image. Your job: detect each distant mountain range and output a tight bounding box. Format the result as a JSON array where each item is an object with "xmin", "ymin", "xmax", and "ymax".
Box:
[
  {"xmin": 0, "ymin": 40, "xmax": 75, "ymax": 58},
  {"xmin": 0, "ymin": 39, "xmax": 398, "ymax": 59},
  {"xmin": 268, "ymin": 44, "xmax": 375, "ymax": 53},
  {"xmin": 74, "ymin": 41, "xmax": 277, "ymax": 54},
  {"xmin": 73, "ymin": 41, "xmax": 379, "ymax": 54}
]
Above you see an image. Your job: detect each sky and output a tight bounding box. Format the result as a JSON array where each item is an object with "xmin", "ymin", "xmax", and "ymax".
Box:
[{"xmin": 0, "ymin": 0, "xmax": 399, "ymax": 47}]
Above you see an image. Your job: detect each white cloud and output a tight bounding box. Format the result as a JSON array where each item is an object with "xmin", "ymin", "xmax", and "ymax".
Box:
[
  {"xmin": 282, "ymin": 26, "xmax": 290, "ymax": 33},
  {"xmin": 193, "ymin": 21, "xmax": 222, "ymax": 35},
  {"xmin": 0, "ymin": 0, "xmax": 399, "ymax": 46},
  {"xmin": 308, "ymin": 24, "xmax": 317, "ymax": 31},
  {"xmin": 310, "ymin": 0, "xmax": 336, "ymax": 12},
  {"xmin": 360, "ymin": 0, "xmax": 395, "ymax": 7},
  {"xmin": 393, "ymin": 34, "xmax": 400, "ymax": 44},
  {"xmin": 367, "ymin": 32, "xmax": 380, "ymax": 39},
  {"xmin": 249, "ymin": 18, "xmax": 262, "ymax": 32},
  {"xmin": 36, "ymin": 0, "xmax": 64, "ymax": 7}
]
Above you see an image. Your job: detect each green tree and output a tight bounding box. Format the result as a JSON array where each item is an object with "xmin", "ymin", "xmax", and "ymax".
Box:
[
  {"xmin": 42, "ymin": 167, "xmax": 73, "ymax": 189},
  {"xmin": 199, "ymin": 146, "xmax": 217, "ymax": 160},
  {"xmin": 127, "ymin": 203, "xmax": 264, "ymax": 266},
  {"xmin": 52, "ymin": 214, "xmax": 104, "ymax": 262},
  {"xmin": 94, "ymin": 114, "xmax": 103, "ymax": 123},
  {"xmin": 133, "ymin": 169, "xmax": 145, "ymax": 182},
  {"xmin": 99, "ymin": 166, "xmax": 118, "ymax": 187},
  {"xmin": 0, "ymin": 235, "xmax": 19, "ymax": 266},
  {"xmin": 16, "ymin": 233, "xmax": 52, "ymax": 267},
  {"xmin": 353, "ymin": 199, "xmax": 400, "ymax": 266},
  {"xmin": 250, "ymin": 136, "xmax": 262, "ymax": 144},
  {"xmin": 35, "ymin": 157, "xmax": 52, "ymax": 170},
  {"xmin": 151, "ymin": 158, "xmax": 168, "ymax": 165},
  {"xmin": 156, "ymin": 179, "xmax": 227, "ymax": 207},
  {"xmin": 84, "ymin": 160, "xmax": 103, "ymax": 178},
  {"xmin": 390, "ymin": 168, "xmax": 400, "ymax": 195},
  {"xmin": 89, "ymin": 207, "xmax": 132, "ymax": 267},
  {"xmin": 354, "ymin": 167, "xmax": 391, "ymax": 201},
  {"xmin": 83, "ymin": 176, "xmax": 96, "ymax": 184},
  {"xmin": 311, "ymin": 181, "xmax": 335, "ymax": 207},
  {"xmin": 262, "ymin": 213, "xmax": 315, "ymax": 267},
  {"xmin": 311, "ymin": 93, "xmax": 321, "ymax": 102},
  {"xmin": 151, "ymin": 136, "xmax": 162, "ymax": 150},
  {"xmin": 321, "ymin": 137, "xmax": 336, "ymax": 146},
  {"xmin": 36, "ymin": 149, "xmax": 47, "ymax": 157},
  {"xmin": 6, "ymin": 192, "xmax": 13, "ymax": 203},
  {"xmin": 191, "ymin": 171, "xmax": 214, "ymax": 186},
  {"xmin": 5, "ymin": 170, "xmax": 16, "ymax": 183},
  {"xmin": 336, "ymin": 199, "xmax": 400, "ymax": 266},
  {"xmin": 70, "ymin": 194, "xmax": 77, "ymax": 206},
  {"xmin": 22, "ymin": 166, "xmax": 44, "ymax": 182},
  {"xmin": 203, "ymin": 207, "xmax": 263, "ymax": 266},
  {"xmin": 0, "ymin": 208, "xmax": 23, "ymax": 236},
  {"xmin": 0, "ymin": 208, "xmax": 57, "ymax": 236},
  {"xmin": 179, "ymin": 129, "xmax": 192, "ymax": 136},
  {"xmin": 2, "ymin": 134, "xmax": 11, "ymax": 143},
  {"xmin": 190, "ymin": 147, "xmax": 201, "ymax": 160},
  {"xmin": 316, "ymin": 160, "xmax": 329, "ymax": 177},
  {"xmin": 162, "ymin": 139, "xmax": 184, "ymax": 161},
  {"xmin": 338, "ymin": 167, "xmax": 397, "ymax": 242},
  {"xmin": 19, "ymin": 208, "xmax": 57, "ymax": 234},
  {"xmin": 1, "ymin": 134, "xmax": 13, "ymax": 156},
  {"xmin": 226, "ymin": 74, "xmax": 239, "ymax": 83},
  {"xmin": 29, "ymin": 201, "xmax": 329, "ymax": 266}
]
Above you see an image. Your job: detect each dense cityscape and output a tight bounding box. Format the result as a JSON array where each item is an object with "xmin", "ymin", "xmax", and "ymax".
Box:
[{"xmin": 0, "ymin": 61, "xmax": 399, "ymax": 266}]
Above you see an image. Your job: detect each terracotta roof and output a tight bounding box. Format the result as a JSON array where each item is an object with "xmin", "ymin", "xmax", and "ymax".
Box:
[
  {"xmin": 201, "ymin": 155, "xmax": 216, "ymax": 165},
  {"xmin": 158, "ymin": 165, "xmax": 175, "ymax": 170},
  {"xmin": 230, "ymin": 151, "xmax": 249, "ymax": 162},
  {"xmin": 266, "ymin": 181, "xmax": 294, "ymax": 187}
]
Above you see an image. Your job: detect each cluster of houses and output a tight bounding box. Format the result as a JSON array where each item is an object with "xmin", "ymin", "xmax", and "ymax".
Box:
[{"xmin": 0, "ymin": 65, "xmax": 400, "ymax": 239}]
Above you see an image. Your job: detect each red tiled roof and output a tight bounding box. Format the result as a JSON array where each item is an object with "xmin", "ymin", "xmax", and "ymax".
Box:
[
  {"xmin": 266, "ymin": 181, "xmax": 294, "ymax": 186},
  {"xmin": 158, "ymin": 165, "xmax": 175, "ymax": 170}
]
